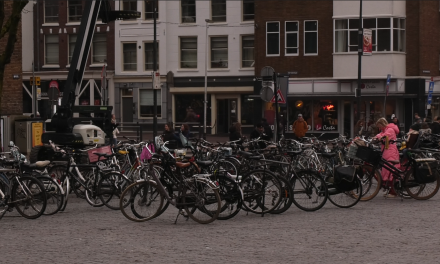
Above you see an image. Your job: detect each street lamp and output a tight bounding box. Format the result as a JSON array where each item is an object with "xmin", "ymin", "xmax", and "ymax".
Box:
[{"xmin": 204, "ymin": 19, "xmax": 211, "ymax": 139}]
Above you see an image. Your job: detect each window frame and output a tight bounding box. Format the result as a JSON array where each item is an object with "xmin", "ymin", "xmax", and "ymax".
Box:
[
  {"xmin": 266, "ymin": 21, "xmax": 280, "ymax": 56},
  {"xmin": 44, "ymin": 0, "xmax": 59, "ymax": 24},
  {"xmin": 285, "ymin": 21, "xmax": 299, "ymax": 56},
  {"xmin": 210, "ymin": 36, "xmax": 228, "ymax": 69},
  {"xmin": 122, "ymin": 42, "xmax": 138, "ymax": 72},
  {"xmin": 92, "ymin": 34, "xmax": 107, "ymax": 65},
  {"xmin": 211, "ymin": 0, "xmax": 226, "ymax": 23},
  {"xmin": 304, "ymin": 20, "xmax": 318, "ymax": 56},
  {"xmin": 45, "ymin": 34, "xmax": 59, "ymax": 66},
  {"xmin": 241, "ymin": 35, "xmax": 254, "ymax": 68},
  {"xmin": 144, "ymin": 0, "xmax": 158, "ymax": 20},
  {"xmin": 181, "ymin": 0, "xmax": 196, "ymax": 24},
  {"xmin": 242, "ymin": 0, "xmax": 254, "ymax": 22},
  {"xmin": 139, "ymin": 89, "xmax": 162, "ymax": 119},
  {"xmin": 180, "ymin": 36, "xmax": 198, "ymax": 69},
  {"xmin": 68, "ymin": 0, "xmax": 83, "ymax": 23},
  {"xmin": 144, "ymin": 41, "xmax": 159, "ymax": 71},
  {"xmin": 121, "ymin": 0, "xmax": 138, "ymax": 21}
]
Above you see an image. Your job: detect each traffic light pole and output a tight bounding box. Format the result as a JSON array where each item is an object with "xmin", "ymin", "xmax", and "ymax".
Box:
[
  {"xmin": 356, "ymin": 0, "xmax": 363, "ymax": 123},
  {"xmin": 273, "ymin": 72, "xmax": 278, "ymax": 142},
  {"xmin": 153, "ymin": 1, "xmax": 157, "ymax": 138},
  {"xmin": 32, "ymin": 62, "xmax": 37, "ymax": 117}
]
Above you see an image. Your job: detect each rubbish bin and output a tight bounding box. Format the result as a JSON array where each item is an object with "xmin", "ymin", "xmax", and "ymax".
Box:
[{"xmin": 15, "ymin": 120, "xmax": 44, "ymax": 155}]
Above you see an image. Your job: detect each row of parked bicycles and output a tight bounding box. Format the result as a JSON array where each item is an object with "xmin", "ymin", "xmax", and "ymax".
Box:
[{"xmin": 1, "ymin": 130, "xmax": 439, "ymax": 224}]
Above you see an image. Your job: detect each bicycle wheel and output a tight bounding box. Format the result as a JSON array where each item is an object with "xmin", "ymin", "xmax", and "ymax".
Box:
[
  {"xmin": 97, "ymin": 172, "xmax": 131, "ymax": 210},
  {"xmin": 12, "ymin": 176, "xmax": 47, "ymax": 219},
  {"xmin": 48, "ymin": 164, "xmax": 70, "ymax": 209},
  {"xmin": 404, "ymin": 170, "xmax": 440, "ymax": 200},
  {"xmin": 270, "ymin": 175, "xmax": 293, "ymax": 214},
  {"xmin": 354, "ymin": 164, "xmax": 382, "ymax": 201},
  {"xmin": 241, "ymin": 169, "xmax": 282, "ymax": 214},
  {"xmin": 37, "ymin": 176, "xmax": 64, "ymax": 215},
  {"xmin": 0, "ymin": 173, "xmax": 10, "ymax": 220},
  {"xmin": 120, "ymin": 180, "xmax": 164, "ymax": 222},
  {"xmin": 84, "ymin": 173, "xmax": 105, "ymax": 207},
  {"xmin": 290, "ymin": 170, "xmax": 327, "ymax": 212},
  {"xmin": 183, "ymin": 179, "xmax": 221, "ymax": 224},
  {"xmin": 327, "ymin": 177, "xmax": 362, "ymax": 208},
  {"xmin": 215, "ymin": 176, "xmax": 242, "ymax": 220}
]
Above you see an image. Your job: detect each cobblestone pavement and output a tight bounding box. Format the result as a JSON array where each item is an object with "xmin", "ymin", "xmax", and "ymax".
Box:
[{"xmin": 2, "ymin": 193, "xmax": 440, "ymax": 264}]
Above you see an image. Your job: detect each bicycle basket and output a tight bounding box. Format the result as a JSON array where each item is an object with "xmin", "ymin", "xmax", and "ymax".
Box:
[
  {"xmin": 346, "ymin": 144, "xmax": 358, "ymax": 160},
  {"xmin": 415, "ymin": 160, "xmax": 439, "ymax": 184},
  {"xmin": 355, "ymin": 146, "xmax": 381, "ymax": 164},
  {"xmin": 334, "ymin": 165, "xmax": 358, "ymax": 192}
]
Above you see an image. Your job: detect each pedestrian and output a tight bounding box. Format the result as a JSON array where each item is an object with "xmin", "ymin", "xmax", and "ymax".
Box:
[
  {"xmin": 162, "ymin": 122, "xmax": 178, "ymax": 142},
  {"xmin": 292, "ymin": 114, "xmax": 308, "ymax": 140},
  {"xmin": 249, "ymin": 123, "xmax": 268, "ymax": 149},
  {"xmin": 261, "ymin": 118, "xmax": 273, "ymax": 139},
  {"xmin": 229, "ymin": 122, "xmax": 243, "ymax": 142},
  {"xmin": 184, "ymin": 106, "xmax": 198, "ymax": 122},
  {"xmin": 419, "ymin": 122, "xmax": 432, "ymax": 135},
  {"xmin": 431, "ymin": 116, "xmax": 440, "ymax": 134},
  {"xmin": 111, "ymin": 114, "xmax": 119, "ymax": 148},
  {"xmin": 373, "ymin": 118, "xmax": 400, "ymax": 198},
  {"xmin": 414, "ymin": 112, "xmax": 422, "ymax": 124},
  {"xmin": 354, "ymin": 120, "xmax": 365, "ymax": 136},
  {"xmin": 391, "ymin": 114, "xmax": 399, "ymax": 126}
]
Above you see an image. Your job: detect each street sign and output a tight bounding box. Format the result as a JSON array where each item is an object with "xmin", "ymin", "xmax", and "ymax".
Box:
[
  {"xmin": 260, "ymin": 81, "xmax": 274, "ymax": 102},
  {"xmin": 427, "ymin": 81, "xmax": 435, "ymax": 106},
  {"xmin": 386, "ymin": 74, "xmax": 391, "ymax": 96},
  {"xmin": 153, "ymin": 71, "xmax": 161, "ymax": 89},
  {"xmin": 270, "ymin": 90, "xmax": 286, "ymax": 104},
  {"xmin": 48, "ymin": 80, "xmax": 60, "ymax": 101}
]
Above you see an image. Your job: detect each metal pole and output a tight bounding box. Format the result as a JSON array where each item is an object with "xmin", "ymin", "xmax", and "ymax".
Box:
[
  {"xmin": 204, "ymin": 19, "xmax": 210, "ymax": 139},
  {"xmin": 274, "ymin": 73, "xmax": 278, "ymax": 142},
  {"xmin": 32, "ymin": 62, "xmax": 36, "ymax": 117},
  {"xmin": 356, "ymin": 0, "xmax": 363, "ymax": 123},
  {"xmin": 153, "ymin": 1, "xmax": 157, "ymax": 138}
]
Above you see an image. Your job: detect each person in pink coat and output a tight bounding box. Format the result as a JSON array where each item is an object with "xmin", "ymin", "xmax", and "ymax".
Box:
[{"xmin": 374, "ymin": 118, "xmax": 400, "ymax": 197}]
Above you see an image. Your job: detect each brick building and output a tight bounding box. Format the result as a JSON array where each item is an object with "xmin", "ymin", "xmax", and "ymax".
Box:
[
  {"xmin": 0, "ymin": 1, "xmax": 23, "ymax": 116},
  {"xmin": 255, "ymin": 0, "xmax": 440, "ymax": 138}
]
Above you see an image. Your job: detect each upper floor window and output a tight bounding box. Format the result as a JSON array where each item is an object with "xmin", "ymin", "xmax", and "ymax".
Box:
[
  {"xmin": 122, "ymin": 0, "xmax": 138, "ymax": 20},
  {"xmin": 44, "ymin": 0, "xmax": 58, "ymax": 23},
  {"xmin": 304, "ymin": 21, "xmax": 318, "ymax": 55},
  {"xmin": 242, "ymin": 0, "xmax": 254, "ymax": 21},
  {"xmin": 144, "ymin": 0, "xmax": 158, "ymax": 20},
  {"xmin": 335, "ymin": 18, "xmax": 405, "ymax": 53},
  {"xmin": 181, "ymin": 0, "xmax": 196, "ymax": 23},
  {"xmin": 180, "ymin": 37, "xmax": 197, "ymax": 68},
  {"xmin": 68, "ymin": 0, "xmax": 82, "ymax": 22},
  {"xmin": 68, "ymin": 34, "xmax": 77, "ymax": 64},
  {"xmin": 211, "ymin": 0, "xmax": 226, "ymax": 22},
  {"xmin": 145, "ymin": 42, "xmax": 159, "ymax": 70},
  {"xmin": 93, "ymin": 34, "xmax": 107, "ymax": 64},
  {"xmin": 45, "ymin": 35, "xmax": 59, "ymax": 65},
  {"xmin": 285, "ymin": 21, "xmax": 298, "ymax": 55},
  {"xmin": 123, "ymin": 43, "xmax": 137, "ymax": 71},
  {"xmin": 211, "ymin": 36, "xmax": 228, "ymax": 68},
  {"xmin": 266, "ymin": 22, "xmax": 279, "ymax": 56},
  {"xmin": 242, "ymin": 35, "xmax": 254, "ymax": 68}
]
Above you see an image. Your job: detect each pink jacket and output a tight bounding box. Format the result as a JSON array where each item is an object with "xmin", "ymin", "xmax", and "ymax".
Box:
[
  {"xmin": 375, "ymin": 124, "xmax": 400, "ymax": 180},
  {"xmin": 388, "ymin": 123, "xmax": 400, "ymax": 136}
]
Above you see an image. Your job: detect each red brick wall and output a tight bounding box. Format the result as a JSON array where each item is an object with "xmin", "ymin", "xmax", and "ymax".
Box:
[
  {"xmin": 254, "ymin": 0, "xmax": 333, "ymax": 78},
  {"xmin": 0, "ymin": 1, "xmax": 23, "ymax": 115},
  {"xmin": 406, "ymin": 0, "xmax": 440, "ymax": 77}
]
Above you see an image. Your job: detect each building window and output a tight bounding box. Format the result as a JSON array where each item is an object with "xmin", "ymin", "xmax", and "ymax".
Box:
[
  {"xmin": 266, "ymin": 22, "xmax": 279, "ymax": 56},
  {"xmin": 304, "ymin": 21, "xmax": 318, "ymax": 55},
  {"xmin": 140, "ymin": 90, "xmax": 161, "ymax": 118},
  {"xmin": 122, "ymin": 0, "xmax": 138, "ymax": 20},
  {"xmin": 144, "ymin": 0, "xmax": 158, "ymax": 20},
  {"xmin": 181, "ymin": 0, "xmax": 196, "ymax": 23},
  {"xmin": 285, "ymin": 21, "xmax": 298, "ymax": 55},
  {"xmin": 334, "ymin": 18, "xmax": 405, "ymax": 53},
  {"xmin": 145, "ymin": 42, "xmax": 159, "ymax": 70},
  {"xmin": 45, "ymin": 35, "xmax": 59, "ymax": 65},
  {"xmin": 44, "ymin": 0, "xmax": 58, "ymax": 23},
  {"xmin": 68, "ymin": 0, "xmax": 82, "ymax": 22},
  {"xmin": 123, "ymin": 43, "xmax": 137, "ymax": 71},
  {"xmin": 211, "ymin": 0, "xmax": 226, "ymax": 22},
  {"xmin": 211, "ymin": 36, "xmax": 228, "ymax": 68},
  {"xmin": 92, "ymin": 34, "xmax": 107, "ymax": 64},
  {"xmin": 242, "ymin": 0, "xmax": 254, "ymax": 21},
  {"xmin": 68, "ymin": 34, "xmax": 77, "ymax": 64},
  {"xmin": 242, "ymin": 35, "xmax": 254, "ymax": 68},
  {"xmin": 180, "ymin": 37, "xmax": 197, "ymax": 68}
]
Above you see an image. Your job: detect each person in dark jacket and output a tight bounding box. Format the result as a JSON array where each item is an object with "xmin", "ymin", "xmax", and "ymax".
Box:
[
  {"xmin": 250, "ymin": 123, "xmax": 270, "ymax": 149},
  {"xmin": 162, "ymin": 122, "xmax": 178, "ymax": 142},
  {"xmin": 261, "ymin": 118, "xmax": 273, "ymax": 139},
  {"xmin": 229, "ymin": 122, "xmax": 243, "ymax": 142},
  {"xmin": 431, "ymin": 116, "xmax": 440, "ymax": 135}
]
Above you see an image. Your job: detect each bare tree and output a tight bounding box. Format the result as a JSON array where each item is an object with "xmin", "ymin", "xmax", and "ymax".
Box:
[{"xmin": 0, "ymin": 0, "xmax": 29, "ymax": 111}]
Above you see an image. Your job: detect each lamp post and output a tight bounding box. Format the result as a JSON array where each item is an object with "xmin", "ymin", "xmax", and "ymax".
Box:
[
  {"xmin": 204, "ymin": 19, "xmax": 211, "ymax": 139},
  {"xmin": 356, "ymin": 0, "xmax": 363, "ymax": 123}
]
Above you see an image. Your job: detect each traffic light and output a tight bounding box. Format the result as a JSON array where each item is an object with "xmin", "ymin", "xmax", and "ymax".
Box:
[{"xmin": 36, "ymin": 77, "xmax": 41, "ymax": 86}]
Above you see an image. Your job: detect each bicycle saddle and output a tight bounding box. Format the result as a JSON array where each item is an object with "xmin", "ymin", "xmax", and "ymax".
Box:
[
  {"xmin": 195, "ymin": 160, "xmax": 213, "ymax": 167},
  {"xmin": 175, "ymin": 162, "xmax": 192, "ymax": 169},
  {"xmin": 321, "ymin": 152, "xmax": 337, "ymax": 158}
]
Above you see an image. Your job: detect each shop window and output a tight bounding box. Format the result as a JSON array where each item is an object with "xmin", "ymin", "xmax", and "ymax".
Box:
[
  {"xmin": 315, "ymin": 101, "xmax": 338, "ymax": 131},
  {"xmin": 241, "ymin": 95, "xmax": 255, "ymax": 126},
  {"xmin": 175, "ymin": 94, "xmax": 210, "ymax": 125},
  {"xmin": 139, "ymin": 90, "xmax": 161, "ymax": 118},
  {"xmin": 288, "ymin": 99, "xmax": 312, "ymax": 131}
]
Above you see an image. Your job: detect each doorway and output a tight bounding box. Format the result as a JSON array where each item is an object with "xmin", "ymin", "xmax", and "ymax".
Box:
[
  {"xmin": 217, "ymin": 99, "xmax": 237, "ymax": 134},
  {"xmin": 122, "ymin": 97, "xmax": 133, "ymax": 124}
]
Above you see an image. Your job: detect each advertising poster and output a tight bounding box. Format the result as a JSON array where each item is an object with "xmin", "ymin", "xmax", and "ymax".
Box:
[
  {"xmin": 363, "ymin": 28, "xmax": 372, "ymax": 56},
  {"xmin": 32, "ymin": 123, "xmax": 43, "ymax": 147}
]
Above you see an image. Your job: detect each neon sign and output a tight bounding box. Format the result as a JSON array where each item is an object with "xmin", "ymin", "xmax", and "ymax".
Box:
[{"xmin": 322, "ymin": 104, "xmax": 335, "ymax": 111}]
